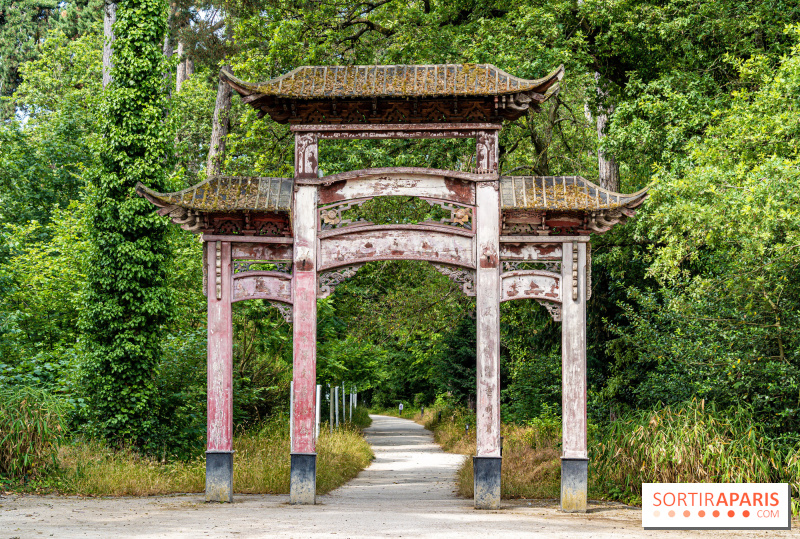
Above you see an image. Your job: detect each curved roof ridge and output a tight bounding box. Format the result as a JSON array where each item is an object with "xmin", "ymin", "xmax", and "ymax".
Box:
[
  {"xmin": 220, "ymin": 64, "xmax": 564, "ymax": 100},
  {"xmin": 499, "ymin": 175, "xmax": 649, "ymax": 211}
]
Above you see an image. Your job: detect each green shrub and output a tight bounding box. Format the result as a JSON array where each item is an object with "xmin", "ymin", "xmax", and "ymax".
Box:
[
  {"xmin": 0, "ymin": 386, "xmax": 68, "ymax": 479},
  {"xmin": 593, "ymin": 399, "xmax": 800, "ymax": 510}
]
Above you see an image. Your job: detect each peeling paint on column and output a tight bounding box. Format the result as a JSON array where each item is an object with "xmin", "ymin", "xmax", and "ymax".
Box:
[
  {"xmin": 475, "ymin": 179, "xmax": 501, "ymax": 459},
  {"xmin": 207, "ymin": 241, "xmax": 233, "ymax": 452}
]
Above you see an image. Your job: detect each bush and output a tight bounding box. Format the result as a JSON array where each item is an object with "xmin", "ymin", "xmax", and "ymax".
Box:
[
  {"xmin": 0, "ymin": 386, "xmax": 68, "ymax": 479},
  {"xmin": 593, "ymin": 399, "xmax": 800, "ymax": 508}
]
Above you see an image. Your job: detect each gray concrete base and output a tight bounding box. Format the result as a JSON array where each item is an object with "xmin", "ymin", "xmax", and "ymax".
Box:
[
  {"xmin": 560, "ymin": 457, "xmax": 588, "ymax": 512},
  {"xmin": 205, "ymin": 450, "xmax": 234, "ymax": 503},
  {"xmin": 473, "ymin": 456, "xmax": 501, "ymax": 509},
  {"xmin": 290, "ymin": 453, "xmax": 317, "ymax": 505}
]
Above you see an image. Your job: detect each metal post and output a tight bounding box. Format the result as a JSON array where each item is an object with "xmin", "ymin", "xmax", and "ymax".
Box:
[
  {"xmin": 206, "ymin": 240, "xmax": 234, "ymax": 503},
  {"xmin": 328, "ymin": 384, "xmax": 333, "ymax": 433},
  {"xmin": 315, "ymin": 384, "xmax": 321, "ymax": 440},
  {"xmin": 334, "ymin": 386, "xmax": 339, "ymax": 428},
  {"xmin": 560, "ymin": 240, "xmax": 588, "ymax": 512},
  {"xmin": 473, "ymin": 131, "xmax": 502, "ymax": 510},
  {"xmin": 289, "ymin": 380, "xmax": 294, "ymax": 448}
]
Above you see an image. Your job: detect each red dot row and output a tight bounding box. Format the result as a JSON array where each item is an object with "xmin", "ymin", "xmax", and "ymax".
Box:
[{"xmin": 654, "ymin": 509, "xmax": 750, "ymax": 518}]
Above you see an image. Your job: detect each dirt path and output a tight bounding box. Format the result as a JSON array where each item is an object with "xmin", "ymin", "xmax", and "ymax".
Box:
[{"xmin": 0, "ymin": 414, "xmax": 794, "ymax": 538}]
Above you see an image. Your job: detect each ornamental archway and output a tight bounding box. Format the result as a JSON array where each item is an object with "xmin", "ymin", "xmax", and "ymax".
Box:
[{"xmin": 138, "ymin": 63, "xmax": 648, "ymax": 511}]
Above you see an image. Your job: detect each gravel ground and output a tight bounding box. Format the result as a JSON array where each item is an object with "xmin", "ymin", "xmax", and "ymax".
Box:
[{"xmin": 0, "ymin": 414, "xmax": 795, "ymax": 538}]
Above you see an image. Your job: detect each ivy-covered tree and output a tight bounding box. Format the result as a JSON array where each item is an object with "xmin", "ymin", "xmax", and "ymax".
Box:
[{"xmin": 82, "ymin": 0, "xmax": 172, "ymax": 447}]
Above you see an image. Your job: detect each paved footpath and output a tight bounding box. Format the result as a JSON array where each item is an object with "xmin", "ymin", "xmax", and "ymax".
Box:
[{"xmin": 0, "ymin": 415, "xmax": 795, "ymax": 538}]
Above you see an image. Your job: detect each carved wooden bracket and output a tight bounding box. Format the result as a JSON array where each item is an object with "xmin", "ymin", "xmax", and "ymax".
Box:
[
  {"xmin": 318, "ymin": 265, "xmax": 365, "ymax": 298},
  {"xmin": 431, "ymin": 263, "xmax": 476, "ymax": 296},
  {"xmin": 536, "ymin": 300, "xmax": 562, "ymax": 322}
]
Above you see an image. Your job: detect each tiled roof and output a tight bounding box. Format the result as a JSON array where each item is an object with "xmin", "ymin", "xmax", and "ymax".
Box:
[
  {"xmin": 137, "ymin": 173, "xmax": 647, "ymax": 214},
  {"xmin": 136, "ymin": 176, "xmax": 293, "ymax": 213},
  {"xmin": 500, "ymin": 176, "xmax": 649, "ymax": 211},
  {"xmin": 220, "ymin": 64, "xmax": 564, "ymax": 100}
]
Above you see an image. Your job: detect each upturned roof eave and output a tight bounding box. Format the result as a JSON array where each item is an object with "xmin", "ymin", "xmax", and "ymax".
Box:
[{"xmin": 219, "ymin": 63, "xmax": 564, "ymax": 101}]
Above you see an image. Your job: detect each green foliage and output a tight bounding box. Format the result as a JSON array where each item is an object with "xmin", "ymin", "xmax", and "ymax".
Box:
[
  {"xmin": 602, "ymin": 30, "xmax": 800, "ymax": 439},
  {"xmin": 593, "ymin": 399, "xmax": 800, "ymax": 506},
  {"xmin": 0, "ymin": 0, "xmax": 57, "ymax": 110},
  {"xmin": 0, "ymin": 386, "xmax": 67, "ymax": 479},
  {"xmin": 81, "ymin": 0, "xmax": 173, "ymax": 448}
]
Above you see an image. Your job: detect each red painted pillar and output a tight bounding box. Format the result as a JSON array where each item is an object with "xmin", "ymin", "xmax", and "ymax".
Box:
[
  {"xmin": 560, "ymin": 240, "xmax": 588, "ymax": 512},
  {"xmin": 474, "ymin": 130, "xmax": 502, "ymax": 509},
  {"xmin": 291, "ymin": 132, "xmax": 318, "ymax": 504},
  {"xmin": 206, "ymin": 239, "xmax": 233, "ymax": 502}
]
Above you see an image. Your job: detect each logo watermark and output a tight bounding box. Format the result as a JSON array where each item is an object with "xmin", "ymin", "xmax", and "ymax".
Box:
[{"xmin": 642, "ymin": 483, "xmax": 791, "ymax": 530}]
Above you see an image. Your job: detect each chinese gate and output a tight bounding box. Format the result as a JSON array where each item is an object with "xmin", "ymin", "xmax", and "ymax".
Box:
[{"xmin": 138, "ymin": 63, "xmax": 648, "ymax": 511}]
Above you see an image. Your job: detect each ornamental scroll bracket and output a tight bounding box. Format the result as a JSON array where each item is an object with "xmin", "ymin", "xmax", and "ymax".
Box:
[
  {"xmin": 431, "ymin": 263, "xmax": 476, "ymax": 296},
  {"xmin": 318, "ymin": 265, "xmax": 365, "ymax": 298},
  {"xmin": 271, "ymin": 302, "xmax": 293, "ymax": 323},
  {"xmin": 536, "ymin": 300, "xmax": 562, "ymax": 322}
]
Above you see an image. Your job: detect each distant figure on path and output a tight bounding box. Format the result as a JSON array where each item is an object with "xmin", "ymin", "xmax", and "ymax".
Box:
[{"xmin": 399, "ymin": 403, "xmax": 404, "ymax": 414}]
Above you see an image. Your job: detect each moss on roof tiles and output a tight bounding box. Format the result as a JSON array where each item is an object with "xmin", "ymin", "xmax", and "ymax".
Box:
[{"xmin": 221, "ymin": 64, "xmax": 564, "ymax": 100}]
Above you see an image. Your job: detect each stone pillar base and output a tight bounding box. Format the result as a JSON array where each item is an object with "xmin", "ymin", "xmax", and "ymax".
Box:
[
  {"xmin": 560, "ymin": 457, "xmax": 588, "ymax": 512},
  {"xmin": 205, "ymin": 450, "xmax": 234, "ymax": 503},
  {"xmin": 473, "ymin": 456, "xmax": 502, "ymax": 509},
  {"xmin": 290, "ymin": 453, "xmax": 317, "ymax": 504}
]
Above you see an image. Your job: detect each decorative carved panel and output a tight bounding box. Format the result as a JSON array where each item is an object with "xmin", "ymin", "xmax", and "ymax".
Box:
[{"xmin": 318, "ymin": 265, "xmax": 365, "ymax": 298}]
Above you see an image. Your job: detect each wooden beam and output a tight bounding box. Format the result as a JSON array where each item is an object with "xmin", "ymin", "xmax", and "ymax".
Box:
[
  {"xmin": 318, "ymin": 228, "xmax": 475, "ymax": 270},
  {"xmin": 500, "ymin": 270, "xmax": 561, "ymax": 302}
]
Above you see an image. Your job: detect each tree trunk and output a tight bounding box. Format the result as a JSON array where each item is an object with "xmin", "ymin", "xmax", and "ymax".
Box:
[
  {"xmin": 592, "ymin": 73, "xmax": 620, "ymax": 192},
  {"xmin": 176, "ymin": 42, "xmax": 186, "ymax": 92},
  {"xmin": 102, "ymin": 2, "xmax": 116, "ymax": 88},
  {"xmin": 206, "ymin": 67, "xmax": 232, "ymax": 176}
]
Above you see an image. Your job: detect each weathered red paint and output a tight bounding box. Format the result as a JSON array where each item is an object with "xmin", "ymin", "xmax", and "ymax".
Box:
[
  {"xmin": 499, "ymin": 242, "xmax": 562, "ymax": 261},
  {"xmin": 207, "ymin": 240, "xmax": 233, "ymax": 452},
  {"xmin": 475, "ymin": 130, "xmax": 498, "ymax": 173},
  {"xmin": 501, "ymin": 270, "xmax": 561, "ymax": 302},
  {"xmin": 290, "ymin": 123, "xmax": 502, "ymax": 140},
  {"xmin": 475, "ymin": 180, "xmax": 501, "ymax": 458},
  {"xmin": 561, "ymin": 242, "xmax": 587, "ymax": 460},
  {"xmin": 318, "ymin": 227, "xmax": 476, "ymax": 270},
  {"xmin": 204, "ymin": 234, "xmax": 293, "ymax": 244},
  {"xmin": 232, "ymin": 271, "xmax": 292, "ymax": 303},
  {"xmin": 292, "ymin": 185, "xmax": 318, "ymax": 455},
  {"xmin": 316, "ymin": 171, "xmax": 477, "ymax": 206},
  {"xmin": 294, "ymin": 133, "xmax": 319, "ymax": 180},
  {"xmin": 231, "ymin": 242, "xmax": 293, "ymax": 261}
]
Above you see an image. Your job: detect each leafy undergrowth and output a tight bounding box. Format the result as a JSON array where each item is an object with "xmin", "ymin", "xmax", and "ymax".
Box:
[
  {"xmin": 12, "ymin": 417, "xmax": 373, "ymax": 497},
  {"xmin": 593, "ymin": 399, "xmax": 800, "ymax": 513},
  {"xmin": 416, "ymin": 406, "xmax": 561, "ymax": 499}
]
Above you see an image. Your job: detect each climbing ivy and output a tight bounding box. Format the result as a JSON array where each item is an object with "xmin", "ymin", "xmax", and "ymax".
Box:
[{"xmin": 82, "ymin": 0, "xmax": 173, "ymax": 447}]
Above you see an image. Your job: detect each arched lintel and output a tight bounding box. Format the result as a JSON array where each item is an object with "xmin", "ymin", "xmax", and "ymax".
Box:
[
  {"xmin": 312, "ymin": 168, "xmax": 491, "ymax": 206},
  {"xmin": 501, "ymin": 269, "xmax": 561, "ymax": 303}
]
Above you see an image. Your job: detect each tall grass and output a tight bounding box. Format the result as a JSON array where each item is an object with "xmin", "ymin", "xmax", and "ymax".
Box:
[
  {"xmin": 418, "ymin": 406, "xmax": 561, "ymax": 499},
  {"xmin": 0, "ymin": 386, "xmax": 67, "ymax": 479},
  {"xmin": 593, "ymin": 399, "xmax": 800, "ymax": 511},
  {"xmin": 56, "ymin": 416, "xmax": 373, "ymax": 496}
]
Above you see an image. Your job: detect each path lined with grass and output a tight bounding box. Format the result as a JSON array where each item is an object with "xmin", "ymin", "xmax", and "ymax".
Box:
[
  {"xmin": 325, "ymin": 413, "xmax": 466, "ymax": 503},
  {"xmin": 1, "ymin": 415, "xmax": 790, "ymax": 538}
]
